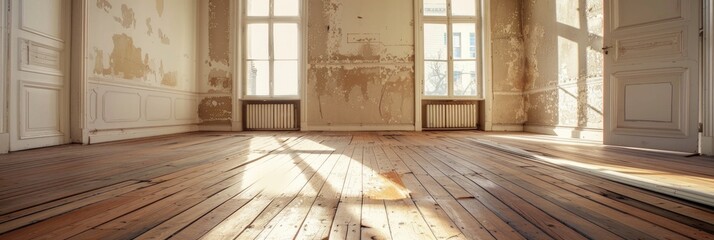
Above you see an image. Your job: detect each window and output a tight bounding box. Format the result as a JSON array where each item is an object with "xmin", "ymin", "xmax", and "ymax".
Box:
[
  {"xmin": 422, "ymin": 0, "xmax": 481, "ymax": 98},
  {"xmin": 243, "ymin": 0, "xmax": 301, "ymax": 97}
]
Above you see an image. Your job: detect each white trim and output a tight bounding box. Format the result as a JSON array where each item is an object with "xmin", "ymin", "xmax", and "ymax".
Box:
[
  {"xmin": 302, "ymin": 124, "xmax": 416, "ymax": 132},
  {"xmin": 70, "ymin": 0, "xmax": 88, "ymax": 143},
  {"xmin": 199, "ymin": 123, "xmax": 234, "ymax": 132},
  {"xmin": 482, "ymin": 0, "xmax": 492, "ymax": 131},
  {"xmin": 88, "ymin": 124, "xmax": 200, "ymax": 144},
  {"xmin": 703, "ymin": 0, "xmax": 714, "ymax": 155},
  {"xmin": 525, "ymin": 124, "xmax": 604, "ymax": 141},
  {"xmin": 702, "ymin": 135, "xmax": 713, "ymax": 155},
  {"xmin": 414, "ymin": 0, "xmax": 423, "ymax": 131},
  {"xmin": 0, "ymin": 0, "xmax": 8, "ymax": 151},
  {"xmin": 232, "ymin": 0, "xmax": 243, "ymax": 131},
  {"xmin": 240, "ymin": 0, "xmax": 303, "ymax": 99}
]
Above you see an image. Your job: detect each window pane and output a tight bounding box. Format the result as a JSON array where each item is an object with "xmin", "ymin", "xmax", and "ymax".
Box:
[
  {"xmin": 274, "ymin": 60, "xmax": 299, "ymax": 96},
  {"xmin": 247, "ymin": 60, "xmax": 270, "ymax": 96},
  {"xmin": 452, "ymin": 23, "xmax": 475, "ymax": 60},
  {"xmin": 453, "ymin": 61, "xmax": 477, "ymax": 96},
  {"xmin": 247, "ymin": 0, "xmax": 269, "ymax": 16},
  {"xmin": 247, "ymin": 24, "xmax": 269, "ymax": 59},
  {"xmin": 424, "ymin": 61, "xmax": 448, "ymax": 96},
  {"xmin": 423, "ymin": 0, "xmax": 447, "ymax": 16},
  {"xmin": 452, "ymin": 0, "xmax": 476, "ymax": 16},
  {"xmin": 274, "ymin": 23, "xmax": 299, "ymax": 60},
  {"xmin": 275, "ymin": 0, "xmax": 299, "ymax": 16},
  {"xmin": 424, "ymin": 24, "xmax": 447, "ymax": 60}
]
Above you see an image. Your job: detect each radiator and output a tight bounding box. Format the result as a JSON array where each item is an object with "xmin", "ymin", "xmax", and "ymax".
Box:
[
  {"xmin": 245, "ymin": 103, "xmax": 298, "ymax": 130},
  {"xmin": 425, "ymin": 102, "xmax": 479, "ymax": 129}
]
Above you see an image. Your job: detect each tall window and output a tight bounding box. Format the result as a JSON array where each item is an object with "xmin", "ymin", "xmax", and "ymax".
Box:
[
  {"xmin": 422, "ymin": 0, "xmax": 481, "ymax": 97},
  {"xmin": 244, "ymin": 0, "xmax": 301, "ymax": 97}
]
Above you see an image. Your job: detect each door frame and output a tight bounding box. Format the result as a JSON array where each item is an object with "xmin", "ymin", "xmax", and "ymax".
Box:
[
  {"xmin": 702, "ymin": 0, "xmax": 714, "ymax": 155},
  {"xmin": 0, "ymin": 0, "xmax": 9, "ymax": 153}
]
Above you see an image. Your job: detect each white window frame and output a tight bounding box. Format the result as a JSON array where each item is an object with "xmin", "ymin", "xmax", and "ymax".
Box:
[
  {"xmin": 416, "ymin": 0, "xmax": 487, "ymax": 100},
  {"xmin": 241, "ymin": 0, "xmax": 305, "ymax": 100}
]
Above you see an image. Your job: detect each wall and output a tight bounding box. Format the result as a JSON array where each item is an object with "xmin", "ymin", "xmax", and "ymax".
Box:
[
  {"xmin": 489, "ymin": 0, "xmax": 526, "ymax": 131},
  {"xmin": 522, "ymin": 0, "xmax": 604, "ymax": 139},
  {"xmin": 83, "ymin": 0, "xmax": 200, "ymax": 143},
  {"xmin": 304, "ymin": 0, "xmax": 415, "ymax": 130},
  {"xmin": 197, "ymin": 0, "xmax": 234, "ymax": 130}
]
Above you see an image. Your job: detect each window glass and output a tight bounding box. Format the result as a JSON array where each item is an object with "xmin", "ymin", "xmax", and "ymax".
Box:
[
  {"xmin": 423, "ymin": 0, "xmax": 447, "ymax": 16},
  {"xmin": 273, "ymin": 24, "xmax": 299, "ymax": 60},
  {"xmin": 275, "ymin": 0, "xmax": 299, "ymax": 16},
  {"xmin": 424, "ymin": 24, "xmax": 448, "ymax": 60},
  {"xmin": 452, "ymin": 0, "xmax": 476, "ymax": 16},
  {"xmin": 274, "ymin": 60, "xmax": 299, "ymax": 96},
  {"xmin": 454, "ymin": 61, "xmax": 477, "ymax": 96},
  {"xmin": 247, "ymin": 0, "xmax": 269, "ymax": 16},
  {"xmin": 247, "ymin": 60, "xmax": 270, "ymax": 96},
  {"xmin": 424, "ymin": 61, "xmax": 448, "ymax": 96},
  {"xmin": 247, "ymin": 24, "xmax": 269, "ymax": 59}
]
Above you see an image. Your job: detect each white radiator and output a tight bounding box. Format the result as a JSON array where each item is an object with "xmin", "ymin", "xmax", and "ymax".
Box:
[
  {"xmin": 425, "ymin": 102, "xmax": 478, "ymax": 129},
  {"xmin": 245, "ymin": 103, "xmax": 298, "ymax": 130}
]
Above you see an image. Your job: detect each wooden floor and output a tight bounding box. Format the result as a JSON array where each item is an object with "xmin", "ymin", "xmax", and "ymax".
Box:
[{"xmin": 0, "ymin": 131, "xmax": 713, "ymax": 240}]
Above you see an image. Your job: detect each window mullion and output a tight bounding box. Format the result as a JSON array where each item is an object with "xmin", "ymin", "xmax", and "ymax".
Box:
[
  {"xmin": 269, "ymin": 0, "xmax": 275, "ymax": 97},
  {"xmin": 446, "ymin": 0, "xmax": 454, "ymax": 97}
]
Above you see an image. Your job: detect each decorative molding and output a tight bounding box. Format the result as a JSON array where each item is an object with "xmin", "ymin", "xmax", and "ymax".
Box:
[
  {"xmin": 145, "ymin": 96, "xmax": 173, "ymax": 121},
  {"xmin": 88, "ymin": 124, "xmax": 200, "ymax": 144},
  {"xmin": 19, "ymin": 82, "xmax": 64, "ymax": 140},
  {"xmin": 19, "ymin": 39, "xmax": 65, "ymax": 77},
  {"xmin": 615, "ymin": 29, "xmax": 685, "ymax": 63},
  {"xmin": 610, "ymin": 68, "xmax": 689, "ymax": 138},
  {"xmin": 102, "ymin": 91, "xmax": 142, "ymax": 123},
  {"xmin": 19, "ymin": 0, "xmax": 68, "ymax": 43},
  {"xmin": 611, "ymin": 0, "xmax": 685, "ymax": 31},
  {"xmin": 88, "ymin": 78, "xmax": 199, "ymax": 96}
]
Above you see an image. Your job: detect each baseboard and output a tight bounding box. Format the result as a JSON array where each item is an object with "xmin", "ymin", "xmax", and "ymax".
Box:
[
  {"xmin": 302, "ymin": 124, "xmax": 415, "ymax": 132},
  {"xmin": 0, "ymin": 133, "xmax": 9, "ymax": 154},
  {"xmin": 199, "ymin": 123, "xmax": 234, "ymax": 132},
  {"xmin": 525, "ymin": 124, "xmax": 603, "ymax": 141},
  {"xmin": 702, "ymin": 136, "xmax": 714, "ymax": 156},
  {"xmin": 88, "ymin": 125, "xmax": 200, "ymax": 144},
  {"xmin": 489, "ymin": 124, "xmax": 524, "ymax": 132}
]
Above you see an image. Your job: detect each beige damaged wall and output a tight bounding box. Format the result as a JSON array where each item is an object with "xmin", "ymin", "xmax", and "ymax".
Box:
[
  {"xmin": 306, "ymin": 0, "xmax": 415, "ymax": 127},
  {"xmin": 490, "ymin": 0, "xmax": 527, "ymax": 130},
  {"xmin": 522, "ymin": 0, "xmax": 604, "ymax": 135},
  {"xmin": 198, "ymin": 0, "xmax": 233, "ymax": 125},
  {"xmin": 88, "ymin": 0, "xmax": 197, "ymax": 91}
]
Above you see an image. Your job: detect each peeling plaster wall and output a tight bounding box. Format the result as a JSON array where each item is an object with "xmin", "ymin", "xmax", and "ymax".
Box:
[
  {"xmin": 198, "ymin": 0, "xmax": 233, "ymax": 125},
  {"xmin": 522, "ymin": 0, "xmax": 604, "ymax": 137},
  {"xmin": 88, "ymin": 0, "xmax": 197, "ymax": 91},
  {"xmin": 306, "ymin": 0, "xmax": 415, "ymax": 128},
  {"xmin": 84, "ymin": 0, "xmax": 200, "ymax": 143},
  {"xmin": 490, "ymin": 0, "xmax": 527, "ymax": 130}
]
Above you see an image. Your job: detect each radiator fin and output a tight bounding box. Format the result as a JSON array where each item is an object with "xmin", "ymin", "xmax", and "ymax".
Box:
[
  {"xmin": 425, "ymin": 102, "xmax": 478, "ymax": 129},
  {"xmin": 246, "ymin": 103, "xmax": 297, "ymax": 130}
]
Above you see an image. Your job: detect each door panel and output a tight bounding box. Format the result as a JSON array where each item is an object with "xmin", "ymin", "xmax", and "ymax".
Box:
[
  {"xmin": 604, "ymin": 0, "xmax": 700, "ymax": 152},
  {"xmin": 9, "ymin": 0, "xmax": 70, "ymax": 151}
]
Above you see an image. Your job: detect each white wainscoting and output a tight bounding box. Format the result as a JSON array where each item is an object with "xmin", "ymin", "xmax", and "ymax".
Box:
[{"xmin": 86, "ymin": 80, "xmax": 200, "ymax": 144}]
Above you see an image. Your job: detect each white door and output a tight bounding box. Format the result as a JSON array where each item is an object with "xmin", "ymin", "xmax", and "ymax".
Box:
[
  {"xmin": 604, "ymin": 0, "xmax": 701, "ymax": 153},
  {"xmin": 8, "ymin": 0, "xmax": 71, "ymax": 151}
]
